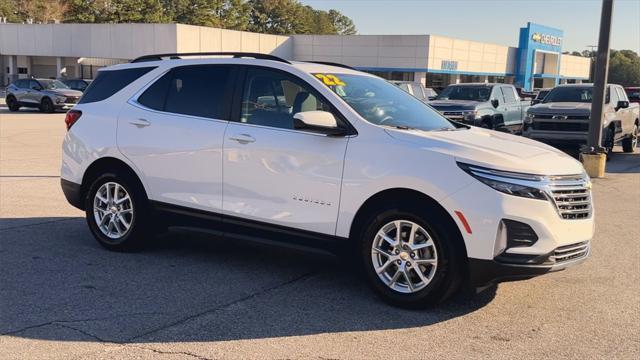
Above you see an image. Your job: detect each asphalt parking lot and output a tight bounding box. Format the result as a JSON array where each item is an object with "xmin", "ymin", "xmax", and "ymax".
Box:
[{"xmin": 1, "ymin": 108, "xmax": 639, "ymax": 359}]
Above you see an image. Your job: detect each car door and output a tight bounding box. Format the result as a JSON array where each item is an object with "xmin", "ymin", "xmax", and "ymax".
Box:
[
  {"xmin": 222, "ymin": 66, "xmax": 349, "ymax": 237},
  {"xmin": 117, "ymin": 64, "xmax": 234, "ymax": 214},
  {"xmin": 615, "ymin": 86, "xmax": 633, "ymax": 135},
  {"xmin": 500, "ymin": 86, "xmax": 521, "ymax": 128},
  {"xmin": 25, "ymin": 80, "xmax": 42, "ymax": 105}
]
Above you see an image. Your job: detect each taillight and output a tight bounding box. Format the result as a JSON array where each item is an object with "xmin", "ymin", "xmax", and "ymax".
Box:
[{"xmin": 65, "ymin": 110, "xmax": 82, "ymax": 130}]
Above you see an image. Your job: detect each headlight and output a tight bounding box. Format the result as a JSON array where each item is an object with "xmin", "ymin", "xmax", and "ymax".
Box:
[
  {"xmin": 457, "ymin": 162, "xmax": 548, "ymax": 200},
  {"xmin": 55, "ymin": 96, "xmax": 66, "ymax": 104},
  {"xmin": 524, "ymin": 113, "xmax": 535, "ymax": 124},
  {"xmin": 462, "ymin": 110, "xmax": 478, "ymax": 121}
]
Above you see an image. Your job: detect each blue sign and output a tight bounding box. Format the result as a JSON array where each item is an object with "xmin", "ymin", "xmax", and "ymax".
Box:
[
  {"xmin": 515, "ymin": 22, "xmax": 564, "ymax": 91},
  {"xmin": 441, "ymin": 60, "xmax": 458, "ymax": 71}
]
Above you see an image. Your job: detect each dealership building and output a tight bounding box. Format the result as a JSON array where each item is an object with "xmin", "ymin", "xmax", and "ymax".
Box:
[{"xmin": 0, "ymin": 22, "xmax": 590, "ymax": 91}]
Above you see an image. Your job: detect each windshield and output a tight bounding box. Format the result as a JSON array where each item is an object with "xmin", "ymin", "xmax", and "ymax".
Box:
[
  {"xmin": 315, "ymin": 74, "xmax": 455, "ymax": 131},
  {"xmin": 38, "ymin": 79, "xmax": 69, "ymax": 90},
  {"xmin": 536, "ymin": 90, "xmax": 550, "ymax": 99},
  {"xmin": 435, "ymin": 86, "xmax": 491, "ymax": 102},
  {"xmin": 543, "ymin": 87, "xmax": 601, "ymax": 103}
]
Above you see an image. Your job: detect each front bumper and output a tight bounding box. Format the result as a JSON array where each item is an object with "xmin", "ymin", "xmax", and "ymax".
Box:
[
  {"xmin": 524, "ymin": 129, "xmax": 589, "ymax": 143},
  {"xmin": 468, "ymin": 241, "xmax": 590, "ymax": 289}
]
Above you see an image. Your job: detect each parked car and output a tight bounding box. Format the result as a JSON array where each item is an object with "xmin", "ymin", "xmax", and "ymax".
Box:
[
  {"xmin": 5, "ymin": 78, "xmax": 83, "ymax": 112},
  {"xmin": 62, "ymin": 78, "xmax": 93, "ymax": 92},
  {"xmin": 61, "ymin": 53, "xmax": 592, "ymax": 308},
  {"xmin": 524, "ymin": 84, "xmax": 639, "ymax": 154},
  {"xmin": 531, "ymin": 88, "xmax": 552, "ymax": 105},
  {"xmin": 625, "ymin": 87, "xmax": 640, "ymax": 104},
  {"xmin": 428, "ymin": 83, "xmax": 529, "ymax": 133},
  {"xmin": 391, "ymin": 80, "xmax": 438, "ymax": 102}
]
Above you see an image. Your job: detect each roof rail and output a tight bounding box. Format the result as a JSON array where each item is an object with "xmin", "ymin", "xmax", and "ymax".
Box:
[
  {"xmin": 305, "ymin": 61, "xmax": 356, "ymax": 70},
  {"xmin": 131, "ymin": 52, "xmax": 291, "ymax": 64}
]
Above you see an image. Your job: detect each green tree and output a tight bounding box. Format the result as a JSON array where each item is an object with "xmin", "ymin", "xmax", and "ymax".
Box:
[
  {"xmin": 0, "ymin": 0, "xmax": 21, "ymax": 22},
  {"xmin": 608, "ymin": 50, "xmax": 640, "ymax": 87},
  {"xmin": 65, "ymin": 0, "xmax": 166, "ymax": 23},
  {"xmin": 248, "ymin": 0, "xmax": 309, "ymax": 35},
  {"xmin": 328, "ymin": 9, "xmax": 356, "ymax": 35}
]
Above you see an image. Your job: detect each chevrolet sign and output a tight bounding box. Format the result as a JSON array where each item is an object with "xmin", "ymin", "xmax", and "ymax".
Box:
[{"xmin": 531, "ymin": 33, "xmax": 562, "ymax": 47}]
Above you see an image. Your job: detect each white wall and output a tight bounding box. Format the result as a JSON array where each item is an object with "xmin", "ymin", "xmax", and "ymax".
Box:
[
  {"xmin": 428, "ymin": 35, "xmax": 514, "ymax": 75},
  {"xmin": 292, "ymin": 34, "xmax": 430, "ymax": 69},
  {"xmin": 560, "ymin": 54, "xmax": 591, "ymax": 79}
]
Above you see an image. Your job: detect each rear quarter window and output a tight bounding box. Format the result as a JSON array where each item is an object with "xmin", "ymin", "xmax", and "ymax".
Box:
[{"xmin": 78, "ymin": 67, "xmax": 155, "ymax": 104}]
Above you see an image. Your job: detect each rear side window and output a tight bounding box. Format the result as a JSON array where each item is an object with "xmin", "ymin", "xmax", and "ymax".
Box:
[
  {"xmin": 79, "ymin": 67, "xmax": 155, "ymax": 104},
  {"xmin": 162, "ymin": 65, "xmax": 231, "ymax": 119},
  {"xmin": 137, "ymin": 72, "xmax": 172, "ymax": 111}
]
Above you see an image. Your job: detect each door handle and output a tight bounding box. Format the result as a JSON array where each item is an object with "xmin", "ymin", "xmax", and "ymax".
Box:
[
  {"xmin": 228, "ymin": 134, "xmax": 256, "ymax": 144},
  {"xmin": 129, "ymin": 118, "xmax": 151, "ymax": 128}
]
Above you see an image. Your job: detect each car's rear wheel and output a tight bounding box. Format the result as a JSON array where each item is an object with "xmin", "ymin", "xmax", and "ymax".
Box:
[
  {"xmin": 85, "ymin": 173, "xmax": 151, "ymax": 251},
  {"xmin": 40, "ymin": 97, "xmax": 55, "ymax": 113},
  {"xmin": 6, "ymin": 96, "xmax": 20, "ymax": 112},
  {"xmin": 622, "ymin": 124, "xmax": 638, "ymax": 153},
  {"xmin": 358, "ymin": 207, "xmax": 462, "ymax": 308}
]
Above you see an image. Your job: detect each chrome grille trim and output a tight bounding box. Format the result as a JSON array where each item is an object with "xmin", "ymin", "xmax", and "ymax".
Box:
[
  {"xmin": 546, "ymin": 175, "xmax": 592, "ymax": 220},
  {"xmin": 552, "ymin": 241, "xmax": 590, "ymax": 263}
]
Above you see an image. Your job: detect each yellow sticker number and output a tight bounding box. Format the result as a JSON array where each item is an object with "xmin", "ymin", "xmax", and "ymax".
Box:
[{"xmin": 315, "ymin": 74, "xmax": 346, "ymax": 87}]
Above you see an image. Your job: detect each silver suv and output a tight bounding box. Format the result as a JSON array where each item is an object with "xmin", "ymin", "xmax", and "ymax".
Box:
[{"xmin": 5, "ymin": 78, "xmax": 83, "ymax": 113}]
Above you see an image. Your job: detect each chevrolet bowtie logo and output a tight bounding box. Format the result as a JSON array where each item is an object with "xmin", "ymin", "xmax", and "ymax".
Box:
[{"xmin": 532, "ymin": 33, "xmax": 542, "ymax": 42}]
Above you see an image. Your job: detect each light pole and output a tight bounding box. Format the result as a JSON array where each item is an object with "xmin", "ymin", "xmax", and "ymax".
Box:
[{"xmin": 581, "ymin": 0, "xmax": 614, "ymax": 177}]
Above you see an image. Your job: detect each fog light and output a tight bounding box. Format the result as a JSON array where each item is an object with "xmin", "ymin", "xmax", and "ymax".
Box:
[{"xmin": 503, "ymin": 219, "xmax": 538, "ymax": 248}]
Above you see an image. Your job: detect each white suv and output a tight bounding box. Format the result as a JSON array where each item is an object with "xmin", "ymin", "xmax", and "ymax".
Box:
[{"xmin": 61, "ymin": 53, "xmax": 593, "ymax": 308}]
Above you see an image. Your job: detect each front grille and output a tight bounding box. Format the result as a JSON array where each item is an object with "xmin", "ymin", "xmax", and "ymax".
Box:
[
  {"xmin": 65, "ymin": 96, "xmax": 80, "ymax": 104},
  {"xmin": 547, "ymin": 175, "xmax": 592, "ymax": 219},
  {"xmin": 532, "ymin": 122, "xmax": 589, "ymax": 132},
  {"xmin": 533, "ymin": 114, "xmax": 590, "ymax": 120},
  {"xmin": 442, "ymin": 111, "xmax": 464, "ymax": 120},
  {"xmin": 552, "ymin": 241, "xmax": 589, "ymax": 263}
]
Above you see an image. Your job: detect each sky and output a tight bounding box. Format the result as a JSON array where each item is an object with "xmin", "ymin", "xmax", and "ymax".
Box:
[{"xmin": 301, "ymin": 0, "xmax": 640, "ymax": 53}]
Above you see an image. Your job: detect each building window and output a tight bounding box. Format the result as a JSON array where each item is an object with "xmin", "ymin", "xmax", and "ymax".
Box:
[{"xmin": 17, "ymin": 67, "xmax": 28, "ymax": 74}]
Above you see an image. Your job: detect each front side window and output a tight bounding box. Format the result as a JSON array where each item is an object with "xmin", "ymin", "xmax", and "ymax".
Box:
[
  {"xmin": 437, "ymin": 86, "xmax": 492, "ymax": 102},
  {"xmin": 241, "ymin": 68, "xmax": 331, "ymax": 130},
  {"xmin": 317, "ymin": 73, "xmax": 455, "ymax": 131}
]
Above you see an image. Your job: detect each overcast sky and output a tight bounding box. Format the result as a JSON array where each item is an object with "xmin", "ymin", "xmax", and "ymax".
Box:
[{"xmin": 301, "ymin": 0, "xmax": 640, "ymax": 53}]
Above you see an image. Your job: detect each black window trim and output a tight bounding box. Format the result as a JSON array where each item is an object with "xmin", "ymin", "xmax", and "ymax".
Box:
[
  {"xmin": 230, "ymin": 65, "xmax": 357, "ymax": 137},
  {"xmin": 79, "ymin": 66, "xmax": 157, "ymax": 105},
  {"xmin": 129, "ymin": 64, "xmax": 237, "ymax": 123}
]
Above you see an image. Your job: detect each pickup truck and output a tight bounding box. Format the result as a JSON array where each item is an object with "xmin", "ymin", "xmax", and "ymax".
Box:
[
  {"xmin": 391, "ymin": 81, "xmax": 438, "ymax": 102},
  {"xmin": 428, "ymin": 83, "xmax": 529, "ymax": 133},
  {"xmin": 524, "ymin": 84, "xmax": 639, "ymax": 154}
]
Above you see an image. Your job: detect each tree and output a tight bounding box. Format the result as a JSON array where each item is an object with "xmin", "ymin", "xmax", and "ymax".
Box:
[
  {"xmin": 0, "ymin": 0, "xmax": 21, "ymax": 22},
  {"xmin": 10, "ymin": 0, "xmax": 67, "ymax": 23},
  {"xmin": 248, "ymin": 0, "xmax": 308, "ymax": 35},
  {"xmin": 571, "ymin": 51, "xmax": 582, "ymax": 56},
  {"xmin": 65, "ymin": 0, "xmax": 166, "ymax": 23},
  {"xmin": 608, "ymin": 50, "xmax": 640, "ymax": 87},
  {"xmin": 328, "ymin": 9, "xmax": 356, "ymax": 35}
]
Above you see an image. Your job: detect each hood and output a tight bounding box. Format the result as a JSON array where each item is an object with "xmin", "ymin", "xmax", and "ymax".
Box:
[
  {"xmin": 385, "ymin": 127, "xmax": 584, "ymax": 175},
  {"xmin": 428, "ymin": 100, "xmax": 481, "ymax": 111},
  {"xmin": 529, "ymin": 102, "xmax": 591, "ymax": 116},
  {"xmin": 44, "ymin": 88, "xmax": 83, "ymax": 97}
]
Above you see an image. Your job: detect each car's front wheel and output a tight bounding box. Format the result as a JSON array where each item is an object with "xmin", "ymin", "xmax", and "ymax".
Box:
[
  {"xmin": 622, "ymin": 124, "xmax": 638, "ymax": 153},
  {"xmin": 358, "ymin": 207, "xmax": 462, "ymax": 308},
  {"xmin": 85, "ymin": 173, "xmax": 151, "ymax": 251},
  {"xmin": 40, "ymin": 97, "xmax": 55, "ymax": 113},
  {"xmin": 6, "ymin": 96, "xmax": 20, "ymax": 112}
]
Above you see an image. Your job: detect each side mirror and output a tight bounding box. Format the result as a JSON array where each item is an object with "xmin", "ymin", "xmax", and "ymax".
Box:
[
  {"xmin": 491, "ymin": 99, "xmax": 499, "ymax": 108},
  {"xmin": 293, "ymin": 111, "xmax": 347, "ymax": 136},
  {"xmin": 616, "ymin": 100, "xmax": 629, "ymax": 111}
]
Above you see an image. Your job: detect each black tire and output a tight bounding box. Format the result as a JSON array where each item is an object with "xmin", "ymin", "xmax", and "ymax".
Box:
[
  {"xmin": 6, "ymin": 96, "xmax": 20, "ymax": 112},
  {"xmin": 622, "ymin": 124, "xmax": 638, "ymax": 153},
  {"xmin": 603, "ymin": 127, "xmax": 615, "ymax": 160},
  {"xmin": 84, "ymin": 172, "xmax": 152, "ymax": 252},
  {"xmin": 40, "ymin": 97, "xmax": 55, "ymax": 113},
  {"xmin": 357, "ymin": 205, "xmax": 463, "ymax": 309}
]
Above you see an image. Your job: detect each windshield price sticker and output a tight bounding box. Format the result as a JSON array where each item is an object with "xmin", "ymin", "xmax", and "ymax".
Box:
[{"xmin": 315, "ymin": 74, "xmax": 346, "ymax": 86}]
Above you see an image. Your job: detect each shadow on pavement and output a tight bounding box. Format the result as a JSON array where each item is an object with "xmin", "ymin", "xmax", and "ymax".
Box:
[{"xmin": 0, "ymin": 216, "xmax": 496, "ymax": 343}]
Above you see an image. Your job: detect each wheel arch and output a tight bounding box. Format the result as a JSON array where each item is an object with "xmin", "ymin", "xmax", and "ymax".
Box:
[
  {"xmin": 348, "ymin": 187, "xmax": 469, "ymax": 261},
  {"xmin": 80, "ymin": 157, "xmax": 148, "ymax": 205}
]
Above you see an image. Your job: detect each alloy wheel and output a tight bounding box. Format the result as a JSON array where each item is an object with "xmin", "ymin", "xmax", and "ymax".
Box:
[
  {"xmin": 371, "ymin": 220, "xmax": 438, "ymax": 293},
  {"xmin": 93, "ymin": 182, "xmax": 134, "ymax": 239}
]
